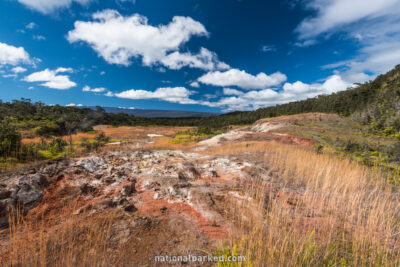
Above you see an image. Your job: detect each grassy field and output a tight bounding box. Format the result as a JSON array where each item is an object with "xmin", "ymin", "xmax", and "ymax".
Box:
[
  {"xmin": 212, "ymin": 141, "xmax": 400, "ymax": 266},
  {"xmin": 3, "ymin": 125, "xmax": 198, "ymax": 170},
  {"xmin": 251, "ymin": 113, "xmax": 400, "ymax": 184},
  {"xmin": 93, "ymin": 125, "xmax": 196, "ymax": 140},
  {"xmin": 21, "ymin": 125, "xmax": 196, "ymax": 144}
]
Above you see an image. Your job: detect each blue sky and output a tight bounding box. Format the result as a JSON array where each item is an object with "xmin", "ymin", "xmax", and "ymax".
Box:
[{"xmin": 1, "ymin": 0, "xmax": 400, "ymax": 112}]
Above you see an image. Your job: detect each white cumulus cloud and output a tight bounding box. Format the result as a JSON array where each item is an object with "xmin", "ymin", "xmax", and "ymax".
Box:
[
  {"xmin": 260, "ymin": 45, "xmax": 277, "ymax": 52},
  {"xmin": 223, "ymin": 88, "xmax": 243, "ymax": 96},
  {"xmin": 12, "ymin": 66, "xmax": 27, "ymax": 73},
  {"xmin": 108, "ymin": 74, "xmax": 351, "ymax": 111},
  {"xmin": 161, "ymin": 48, "xmax": 229, "ymax": 71},
  {"xmin": 24, "ymin": 68, "xmax": 77, "ymax": 90},
  {"xmin": 201, "ymin": 75, "xmax": 352, "ymax": 111},
  {"xmin": 66, "ymin": 103, "xmax": 83, "ymax": 107},
  {"xmin": 67, "ymin": 10, "xmax": 228, "ymax": 70},
  {"xmin": 114, "ymin": 87, "xmax": 197, "ymax": 105},
  {"xmin": 197, "ymin": 68, "xmax": 287, "ymax": 90},
  {"xmin": 33, "ymin": 35, "xmax": 46, "ymax": 41},
  {"xmin": 55, "ymin": 67, "xmax": 74, "ymax": 73},
  {"xmin": 26, "ymin": 22, "xmax": 36, "ymax": 29},
  {"xmin": 282, "ymin": 75, "xmax": 351, "ymax": 96},
  {"xmin": 201, "ymin": 89, "xmax": 279, "ymax": 111},
  {"xmin": 83, "ymin": 85, "xmax": 106, "ymax": 93},
  {"xmin": 17, "ymin": 0, "xmax": 91, "ymax": 14},
  {"xmin": 0, "ymin": 42, "xmax": 31, "ymax": 66},
  {"xmin": 190, "ymin": 81, "xmax": 200, "ymax": 88}
]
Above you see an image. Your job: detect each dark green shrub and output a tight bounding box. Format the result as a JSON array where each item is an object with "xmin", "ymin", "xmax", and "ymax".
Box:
[
  {"xmin": 49, "ymin": 137, "xmax": 67, "ymax": 154},
  {"xmin": 316, "ymin": 143, "xmax": 324, "ymax": 154},
  {"xmin": 95, "ymin": 132, "xmax": 110, "ymax": 144},
  {"xmin": 344, "ymin": 142, "xmax": 362, "ymax": 153},
  {"xmin": 0, "ymin": 118, "xmax": 21, "ymax": 158}
]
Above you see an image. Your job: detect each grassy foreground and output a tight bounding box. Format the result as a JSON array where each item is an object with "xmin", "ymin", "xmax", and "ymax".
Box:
[
  {"xmin": 212, "ymin": 141, "xmax": 400, "ymax": 266},
  {"xmin": 5, "ymin": 140, "xmax": 400, "ymax": 266}
]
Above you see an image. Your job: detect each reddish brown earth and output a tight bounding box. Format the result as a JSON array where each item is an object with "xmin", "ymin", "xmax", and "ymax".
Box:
[{"xmin": 0, "ymin": 148, "xmax": 252, "ymax": 265}]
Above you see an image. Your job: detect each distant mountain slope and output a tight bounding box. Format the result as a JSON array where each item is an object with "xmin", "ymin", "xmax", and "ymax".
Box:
[
  {"xmin": 351, "ymin": 66, "xmax": 400, "ymax": 131},
  {"xmin": 85, "ymin": 107, "xmax": 220, "ymax": 118}
]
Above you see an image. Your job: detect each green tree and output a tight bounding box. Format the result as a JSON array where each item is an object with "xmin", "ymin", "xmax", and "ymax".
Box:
[
  {"xmin": 0, "ymin": 118, "xmax": 21, "ymax": 158},
  {"xmin": 59, "ymin": 112, "xmax": 81, "ymax": 153},
  {"xmin": 49, "ymin": 137, "xmax": 67, "ymax": 155}
]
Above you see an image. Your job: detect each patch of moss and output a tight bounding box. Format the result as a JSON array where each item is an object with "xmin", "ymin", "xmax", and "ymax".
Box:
[{"xmin": 38, "ymin": 150, "xmax": 65, "ymax": 160}]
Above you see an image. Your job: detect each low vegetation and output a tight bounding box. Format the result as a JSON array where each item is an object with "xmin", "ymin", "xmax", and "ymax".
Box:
[
  {"xmin": 282, "ymin": 114, "xmax": 400, "ymax": 184},
  {"xmin": 170, "ymin": 127, "xmax": 227, "ymax": 144},
  {"xmin": 214, "ymin": 141, "xmax": 400, "ymax": 266},
  {"xmin": 80, "ymin": 132, "xmax": 110, "ymax": 153},
  {"xmin": 8, "ymin": 209, "xmax": 128, "ymax": 266}
]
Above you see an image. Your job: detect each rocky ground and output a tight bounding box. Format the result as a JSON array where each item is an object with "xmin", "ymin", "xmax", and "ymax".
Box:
[
  {"xmin": 0, "ymin": 116, "xmax": 320, "ymax": 265},
  {"xmin": 0, "ymin": 149, "xmax": 261, "ymax": 264}
]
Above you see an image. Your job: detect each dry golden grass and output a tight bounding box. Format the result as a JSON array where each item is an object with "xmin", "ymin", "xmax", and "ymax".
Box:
[
  {"xmin": 222, "ymin": 141, "xmax": 400, "ymax": 266},
  {"xmin": 93, "ymin": 137, "xmax": 198, "ymax": 153},
  {"xmin": 143, "ymin": 137, "xmax": 197, "ymax": 151},
  {"xmin": 202, "ymin": 141, "xmax": 271, "ymax": 155},
  {"xmin": 20, "ymin": 137, "xmax": 43, "ymax": 144},
  {"xmin": 5, "ymin": 140, "xmax": 400, "ymax": 266},
  {"xmin": 21, "ymin": 125, "xmax": 196, "ymax": 144},
  {"xmin": 94, "ymin": 125, "xmax": 195, "ymax": 140},
  {"xmin": 22, "ymin": 132, "xmax": 97, "ymax": 144},
  {"xmin": 6, "ymin": 209, "xmax": 134, "ymax": 266},
  {"xmin": 254, "ymin": 112, "xmax": 342, "ymax": 125}
]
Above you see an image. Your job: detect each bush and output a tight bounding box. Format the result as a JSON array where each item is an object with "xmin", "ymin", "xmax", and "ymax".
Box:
[
  {"xmin": 315, "ymin": 143, "xmax": 324, "ymax": 154},
  {"xmin": 18, "ymin": 143, "xmax": 38, "ymax": 162},
  {"xmin": 37, "ymin": 150, "xmax": 64, "ymax": 160},
  {"xmin": 49, "ymin": 137, "xmax": 67, "ymax": 155},
  {"xmin": 344, "ymin": 141, "xmax": 362, "ymax": 153},
  {"xmin": 95, "ymin": 132, "xmax": 110, "ymax": 144},
  {"xmin": 0, "ymin": 118, "xmax": 21, "ymax": 158},
  {"xmin": 33, "ymin": 121, "xmax": 62, "ymax": 137},
  {"xmin": 81, "ymin": 132, "xmax": 109, "ymax": 153}
]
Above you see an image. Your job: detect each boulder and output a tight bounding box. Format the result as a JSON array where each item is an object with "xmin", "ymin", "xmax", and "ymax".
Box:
[
  {"xmin": 10, "ymin": 175, "xmax": 45, "ymax": 213},
  {"xmin": 121, "ymin": 181, "xmax": 137, "ymax": 196},
  {"xmin": 42, "ymin": 164, "xmax": 58, "ymax": 176},
  {"xmin": 80, "ymin": 183, "xmax": 97, "ymax": 194},
  {"xmin": 31, "ymin": 174, "xmax": 49, "ymax": 188},
  {"xmin": 0, "ymin": 200, "xmax": 11, "ymax": 228},
  {"xmin": 16, "ymin": 189, "xmax": 43, "ymax": 211},
  {"xmin": 0, "ymin": 188, "xmax": 11, "ymax": 200},
  {"xmin": 78, "ymin": 157, "xmax": 107, "ymax": 173},
  {"xmin": 103, "ymin": 176, "xmax": 115, "ymax": 185},
  {"xmin": 9, "ymin": 186, "xmax": 19, "ymax": 200},
  {"xmin": 123, "ymin": 204, "xmax": 137, "ymax": 213}
]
